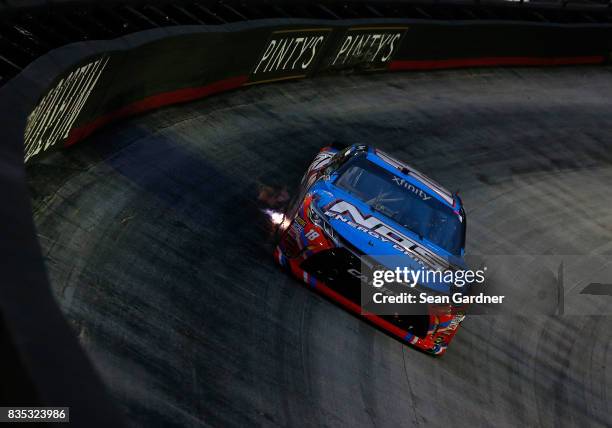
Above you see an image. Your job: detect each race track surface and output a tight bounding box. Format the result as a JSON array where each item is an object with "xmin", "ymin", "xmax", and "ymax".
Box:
[{"xmin": 28, "ymin": 67, "xmax": 612, "ymax": 427}]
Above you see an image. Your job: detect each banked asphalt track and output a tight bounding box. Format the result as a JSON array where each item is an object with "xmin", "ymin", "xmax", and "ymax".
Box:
[{"xmin": 27, "ymin": 67, "xmax": 612, "ymax": 427}]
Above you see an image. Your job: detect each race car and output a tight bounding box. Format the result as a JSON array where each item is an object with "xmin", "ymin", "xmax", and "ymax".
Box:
[{"xmin": 273, "ymin": 144, "xmax": 467, "ymax": 355}]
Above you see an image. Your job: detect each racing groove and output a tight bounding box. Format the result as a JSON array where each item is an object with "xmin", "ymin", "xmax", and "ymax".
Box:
[{"xmin": 28, "ymin": 67, "xmax": 612, "ymax": 427}]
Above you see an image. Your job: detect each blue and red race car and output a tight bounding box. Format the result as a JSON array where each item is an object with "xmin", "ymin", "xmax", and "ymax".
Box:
[{"xmin": 274, "ymin": 144, "xmax": 467, "ymax": 355}]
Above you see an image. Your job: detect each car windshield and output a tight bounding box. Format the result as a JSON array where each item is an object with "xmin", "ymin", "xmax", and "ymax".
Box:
[{"xmin": 334, "ymin": 155, "xmax": 465, "ymax": 255}]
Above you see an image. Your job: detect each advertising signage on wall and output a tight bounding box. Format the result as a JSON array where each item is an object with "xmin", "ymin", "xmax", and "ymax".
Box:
[
  {"xmin": 249, "ymin": 26, "xmax": 407, "ymax": 85},
  {"xmin": 249, "ymin": 28, "xmax": 332, "ymax": 84},
  {"xmin": 327, "ymin": 26, "xmax": 408, "ymax": 71},
  {"xmin": 24, "ymin": 57, "xmax": 109, "ymax": 161},
  {"xmin": 23, "ymin": 56, "xmax": 109, "ymax": 163}
]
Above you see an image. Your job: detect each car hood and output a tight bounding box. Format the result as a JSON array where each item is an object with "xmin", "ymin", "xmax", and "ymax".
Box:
[{"xmin": 310, "ymin": 181, "xmax": 465, "ymax": 293}]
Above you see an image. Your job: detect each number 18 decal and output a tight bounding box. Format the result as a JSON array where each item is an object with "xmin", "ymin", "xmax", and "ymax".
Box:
[{"xmin": 305, "ymin": 230, "xmax": 320, "ymax": 241}]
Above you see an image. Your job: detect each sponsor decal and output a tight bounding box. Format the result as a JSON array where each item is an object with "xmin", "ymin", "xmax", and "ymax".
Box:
[
  {"xmin": 324, "ymin": 200, "xmax": 450, "ymax": 271},
  {"xmin": 376, "ymin": 149, "xmax": 454, "ymax": 205},
  {"xmin": 24, "ymin": 56, "xmax": 109, "ymax": 163},
  {"xmin": 291, "ymin": 220, "xmax": 304, "ymax": 234},
  {"xmin": 448, "ymin": 315, "xmax": 464, "ymax": 330},
  {"xmin": 329, "ymin": 27, "xmax": 407, "ymax": 70},
  {"xmin": 392, "ymin": 176, "xmax": 432, "ymax": 201},
  {"xmin": 250, "ymin": 28, "xmax": 331, "ymax": 83}
]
